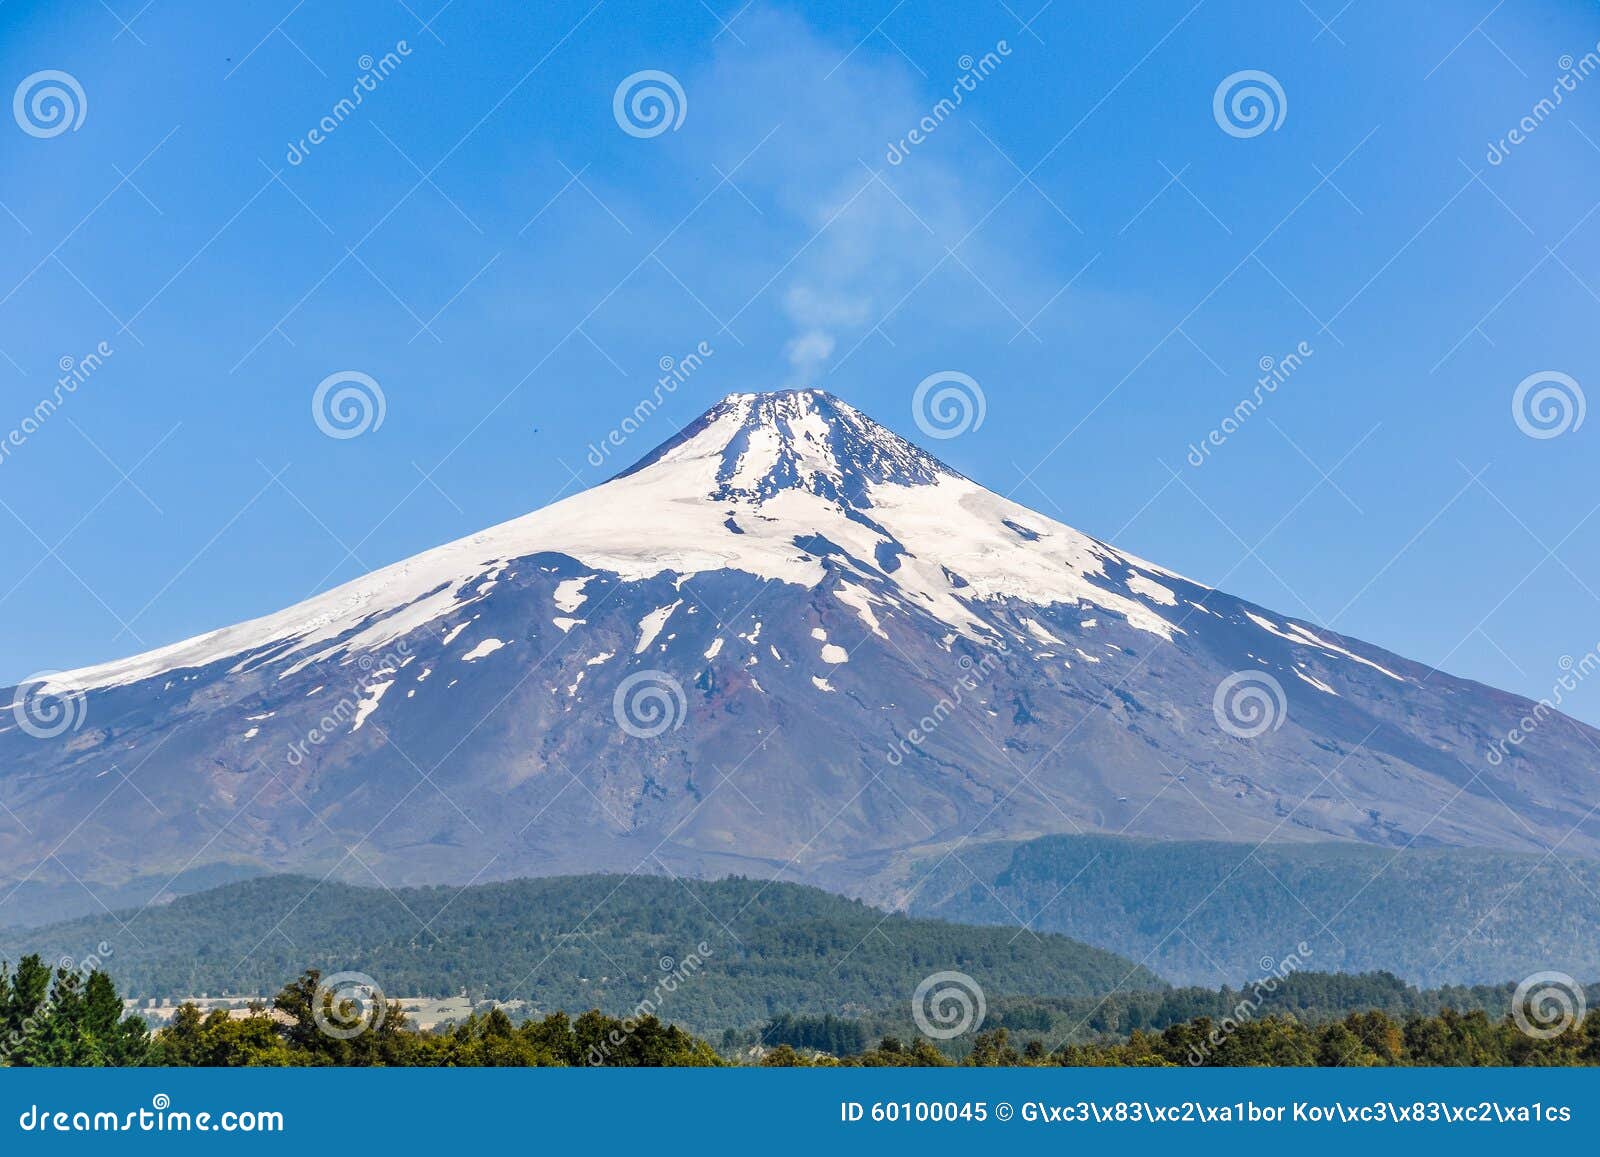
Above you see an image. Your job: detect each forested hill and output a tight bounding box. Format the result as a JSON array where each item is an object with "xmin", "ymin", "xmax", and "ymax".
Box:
[
  {"xmin": 1, "ymin": 874, "xmax": 1161, "ymax": 1032},
  {"xmin": 909, "ymin": 833, "xmax": 1600, "ymax": 986}
]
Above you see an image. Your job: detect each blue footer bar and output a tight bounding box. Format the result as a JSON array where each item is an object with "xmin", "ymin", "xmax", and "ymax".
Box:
[{"xmin": 2, "ymin": 1068, "xmax": 1594, "ymax": 1152}]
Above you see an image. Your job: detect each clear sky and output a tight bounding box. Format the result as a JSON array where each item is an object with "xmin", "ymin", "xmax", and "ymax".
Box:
[{"xmin": 3, "ymin": 1, "xmax": 1599, "ymax": 721}]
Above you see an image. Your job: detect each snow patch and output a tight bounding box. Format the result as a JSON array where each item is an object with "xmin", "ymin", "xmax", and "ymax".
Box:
[
  {"xmin": 1293, "ymin": 668, "xmax": 1340, "ymax": 696},
  {"xmin": 553, "ymin": 576, "xmax": 595, "ymax": 613},
  {"xmin": 1244, "ymin": 611, "xmax": 1405, "ymax": 681},
  {"xmin": 462, "ymin": 638, "xmax": 507, "ymax": 661},
  {"xmin": 635, "ymin": 601, "xmax": 681, "ymax": 654},
  {"xmin": 350, "ymin": 680, "xmax": 393, "ymax": 731}
]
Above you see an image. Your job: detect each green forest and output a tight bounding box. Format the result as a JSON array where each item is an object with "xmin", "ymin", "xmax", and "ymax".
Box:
[
  {"xmin": 912, "ymin": 833, "xmax": 1600, "ymax": 986},
  {"xmin": 3, "ymin": 957, "xmax": 1597, "ymax": 1068},
  {"xmin": 1, "ymin": 874, "xmax": 1160, "ymax": 1032}
]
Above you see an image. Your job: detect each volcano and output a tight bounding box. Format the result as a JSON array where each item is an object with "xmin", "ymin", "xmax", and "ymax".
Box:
[{"xmin": 2, "ymin": 389, "xmax": 1595, "ymax": 928}]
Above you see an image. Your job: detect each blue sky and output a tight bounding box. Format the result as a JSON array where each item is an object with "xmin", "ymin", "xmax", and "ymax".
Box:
[{"xmin": 3, "ymin": 0, "xmax": 1599, "ymax": 720}]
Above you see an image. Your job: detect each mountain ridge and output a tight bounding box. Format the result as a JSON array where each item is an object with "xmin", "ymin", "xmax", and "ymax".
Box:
[{"xmin": 1, "ymin": 388, "xmax": 1596, "ymax": 931}]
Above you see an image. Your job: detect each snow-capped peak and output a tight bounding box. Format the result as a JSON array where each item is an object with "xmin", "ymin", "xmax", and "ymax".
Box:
[
  {"xmin": 30, "ymin": 389, "xmax": 1190, "ymax": 693},
  {"xmin": 618, "ymin": 389, "xmax": 957, "ymax": 505}
]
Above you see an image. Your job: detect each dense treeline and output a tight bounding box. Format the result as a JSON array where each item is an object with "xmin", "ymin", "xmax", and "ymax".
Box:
[
  {"xmin": 764, "ymin": 1015, "xmax": 1600, "ymax": 1067},
  {"xmin": 1, "ymin": 955, "xmax": 149, "ymax": 1066},
  {"xmin": 914, "ymin": 834, "xmax": 1600, "ymax": 986},
  {"xmin": 160, "ymin": 972, "xmax": 720, "ymax": 1068},
  {"xmin": 743, "ymin": 970, "xmax": 1600, "ymax": 1053},
  {"xmin": 4, "ymin": 957, "xmax": 1598, "ymax": 1067},
  {"xmin": 2, "ymin": 957, "xmax": 717, "ymax": 1067},
  {"xmin": 2, "ymin": 874, "xmax": 1158, "ymax": 1033}
]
